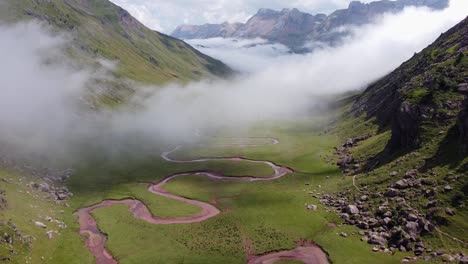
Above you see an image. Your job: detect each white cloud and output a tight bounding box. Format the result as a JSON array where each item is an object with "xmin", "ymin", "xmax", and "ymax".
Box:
[
  {"xmin": 130, "ymin": 0, "xmax": 468, "ymax": 134},
  {"xmin": 119, "ymin": 3, "xmax": 164, "ymax": 31},
  {"xmin": 187, "ymin": 38, "xmax": 291, "ymax": 72}
]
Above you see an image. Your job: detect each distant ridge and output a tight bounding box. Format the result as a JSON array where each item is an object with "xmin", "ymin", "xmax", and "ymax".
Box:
[{"xmin": 172, "ymin": 0, "xmax": 449, "ymax": 52}]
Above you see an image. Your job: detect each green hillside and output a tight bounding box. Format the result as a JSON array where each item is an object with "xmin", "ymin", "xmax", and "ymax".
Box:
[
  {"xmin": 0, "ymin": 0, "xmax": 232, "ymax": 84},
  {"xmin": 329, "ymin": 16, "xmax": 468, "ymax": 260}
]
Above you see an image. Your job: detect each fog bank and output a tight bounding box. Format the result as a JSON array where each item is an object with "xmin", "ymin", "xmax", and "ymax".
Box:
[{"xmin": 0, "ymin": 0, "xmax": 467, "ymax": 163}]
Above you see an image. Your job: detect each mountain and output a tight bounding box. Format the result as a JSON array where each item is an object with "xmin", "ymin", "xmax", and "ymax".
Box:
[
  {"xmin": 171, "ymin": 22, "xmax": 244, "ymax": 39},
  {"xmin": 172, "ymin": 0, "xmax": 449, "ymax": 51},
  {"xmin": 0, "ymin": 0, "xmax": 232, "ymax": 85},
  {"xmin": 327, "ymin": 16, "xmax": 468, "ymax": 254}
]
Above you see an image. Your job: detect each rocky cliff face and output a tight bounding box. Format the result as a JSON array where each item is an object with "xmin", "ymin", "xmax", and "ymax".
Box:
[
  {"xmin": 230, "ymin": 8, "xmax": 325, "ymax": 48},
  {"xmin": 352, "ymin": 16, "xmax": 468, "ymax": 153},
  {"xmin": 171, "ymin": 0, "xmax": 449, "ymax": 51}
]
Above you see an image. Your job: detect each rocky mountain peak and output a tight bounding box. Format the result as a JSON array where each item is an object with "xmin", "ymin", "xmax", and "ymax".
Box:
[
  {"xmin": 348, "ymin": 1, "xmax": 366, "ymax": 9},
  {"xmin": 171, "ymin": 0, "xmax": 449, "ymax": 52}
]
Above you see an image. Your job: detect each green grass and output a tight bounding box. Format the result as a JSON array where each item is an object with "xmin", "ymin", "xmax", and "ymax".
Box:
[
  {"xmin": 66, "ymin": 118, "xmax": 414, "ymax": 263},
  {"xmin": 351, "ymin": 131, "xmax": 390, "ymax": 160},
  {"xmin": 0, "ymin": 170, "xmax": 93, "ymax": 264},
  {"xmin": 3, "ymin": 111, "xmax": 465, "ymax": 263},
  {"xmin": 332, "ymin": 99, "xmax": 468, "ymax": 254},
  {"xmin": 68, "ymin": 154, "xmax": 276, "ymax": 210},
  {"xmin": 447, "ymin": 43, "xmax": 460, "ymax": 54},
  {"xmin": 405, "ymin": 87, "xmax": 429, "ymax": 104},
  {"xmin": 2, "ymin": 0, "xmax": 231, "ymax": 85},
  {"xmin": 1, "ymin": 117, "xmax": 432, "ymax": 264}
]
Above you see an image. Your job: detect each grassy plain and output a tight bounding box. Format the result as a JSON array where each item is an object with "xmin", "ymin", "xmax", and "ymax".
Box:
[{"xmin": 2, "ymin": 117, "xmax": 420, "ymax": 263}]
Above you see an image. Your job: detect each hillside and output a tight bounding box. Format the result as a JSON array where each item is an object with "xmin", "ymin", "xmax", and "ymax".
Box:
[
  {"xmin": 327, "ymin": 15, "xmax": 468, "ymax": 261},
  {"xmin": 0, "ymin": 0, "xmax": 232, "ymax": 85},
  {"xmin": 172, "ymin": 0, "xmax": 449, "ymax": 52}
]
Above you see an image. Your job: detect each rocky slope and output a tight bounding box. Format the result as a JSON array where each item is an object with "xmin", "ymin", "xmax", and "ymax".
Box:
[
  {"xmin": 325, "ymin": 16, "xmax": 468, "ymax": 262},
  {"xmin": 1, "ymin": 0, "xmax": 232, "ymax": 84},
  {"xmin": 352, "ymin": 15, "xmax": 468, "ymax": 153},
  {"xmin": 171, "ymin": 0, "xmax": 449, "ymax": 51}
]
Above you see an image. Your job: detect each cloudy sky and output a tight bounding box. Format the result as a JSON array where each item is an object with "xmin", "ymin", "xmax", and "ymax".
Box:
[{"xmin": 109, "ymin": 0, "xmax": 374, "ymax": 33}]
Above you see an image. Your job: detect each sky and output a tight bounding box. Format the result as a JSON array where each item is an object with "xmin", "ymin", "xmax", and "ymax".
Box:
[{"xmin": 109, "ymin": 0, "xmax": 375, "ymax": 33}]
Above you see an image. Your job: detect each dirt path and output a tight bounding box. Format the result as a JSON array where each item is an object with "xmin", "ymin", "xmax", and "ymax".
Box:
[{"xmin": 75, "ymin": 139, "xmax": 329, "ymax": 264}]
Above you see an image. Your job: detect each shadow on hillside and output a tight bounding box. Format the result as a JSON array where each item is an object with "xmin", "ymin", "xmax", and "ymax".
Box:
[
  {"xmin": 358, "ymin": 131, "xmax": 415, "ymax": 174},
  {"xmin": 422, "ymin": 125, "xmax": 467, "ymax": 173}
]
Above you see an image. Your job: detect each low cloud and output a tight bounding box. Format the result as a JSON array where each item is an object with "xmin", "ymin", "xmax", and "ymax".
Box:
[
  {"xmin": 187, "ymin": 38, "xmax": 291, "ymax": 73},
  {"xmin": 0, "ymin": 0, "xmax": 467, "ymax": 164}
]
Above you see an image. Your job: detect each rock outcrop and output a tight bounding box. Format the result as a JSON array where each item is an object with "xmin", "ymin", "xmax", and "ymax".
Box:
[{"xmin": 352, "ymin": 16, "xmax": 468, "ymax": 154}]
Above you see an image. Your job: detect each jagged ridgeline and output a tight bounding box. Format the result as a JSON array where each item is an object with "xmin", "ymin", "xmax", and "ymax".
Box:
[
  {"xmin": 172, "ymin": 0, "xmax": 449, "ymax": 52},
  {"xmin": 0, "ymin": 0, "xmax": 232, "ymax": 84}
]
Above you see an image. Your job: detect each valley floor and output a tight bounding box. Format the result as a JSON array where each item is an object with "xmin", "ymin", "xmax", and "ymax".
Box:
[{"xmin": 0, "ymin": 117, "xmax": 462, "ymax": 263}]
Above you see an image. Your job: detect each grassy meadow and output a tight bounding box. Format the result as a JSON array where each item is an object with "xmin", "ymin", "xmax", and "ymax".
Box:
[{"xmin": 2, "ymin": 117, "xmax": 423, "ymax": 263}]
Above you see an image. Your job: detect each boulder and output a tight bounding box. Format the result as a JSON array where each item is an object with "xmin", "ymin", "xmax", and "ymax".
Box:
[
  {"xmin": 34, "ymin": 221, "xmax": 47, "ymax": 229},
  {"xmin": 441, "ymin": 254, "xmax": 455, "ymax": 262},
  {"xmin": 459, "ymin": 255, "xmax": 468, "ymax": 264},
  {"xmin": 357, "ymin": 221, "xmax": 369, "ymax": 229},
  {"xmin": 38, "ymin": 182, "xmax": 51, "ymax": 192},
  {"xmin": 56, "ymin": 193, "xmax": 68, "ymax": 200},
  {"xmin": 404, "ymin": 170, "xmax": 418, "ymax": 179},
  {"xmin": 339, "ymin": 213, "xmax": 350, "ymax": 220},
  {"xmin": 46, "ymin": 230, "xmax": 54, "ymax": 239},
  {"xmin": 383, "ymin": 217, "xmax": 392, "ymax": 226},
  {"xmin": 368, "ymin": 234, "xmax": 388, "ymax": 246},
  {"xmin": 384, "ymin": 188, "xmax": 400, "ymax": 197},
  {"xmin": 394, "ymin": 179, "xmax": 409, "ymax": 189},
  {"xmin": 425, "ymin": 200, "xmax": 437, "ymax": 208},
  {"xmin": 445, "ymin": 208, "xmax": 456, "ymax": 216},
  {"xmin": 405, "ymin": 221, "xmax": 419, "ymax": 235},
  {"xmin": 407, "ymin": 213, "xmax": 418, "ymax": 221},
  {"xmin": 383, "ymin": 211, "xmax": 393, "ymax": 218},
  {"xmin": 414, "ymin": 247, "xmax": 425, "ymax": 256},
  {"xmin": 368, "ymin": 218, "xmax": 380, "ymax": 228},
  {"xmin": 343, "ymin": 138, "xmax": 355, "ymax": 147},
  {"xmin": 345, "ymin": 205, "xmax": 360, "ymax": 214},
  {"xmin": 307, "ymin": 204, "xmax": 318, "ymax": 211},
  {"xmin": 337, "ymin": 156, "xmax": 354, "ymax": 168}
]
